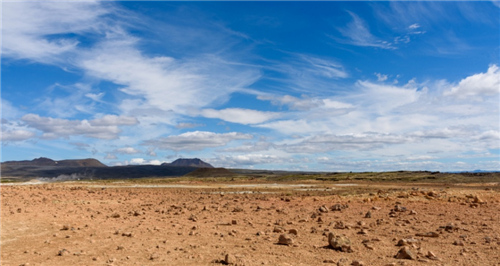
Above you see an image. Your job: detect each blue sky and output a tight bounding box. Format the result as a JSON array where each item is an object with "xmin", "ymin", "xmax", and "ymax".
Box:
[{"xmin": 1, "ymin": 1, "xmax": 499, "ymax": 172}]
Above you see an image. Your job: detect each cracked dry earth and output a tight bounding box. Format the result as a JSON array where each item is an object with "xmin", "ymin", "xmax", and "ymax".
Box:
[{"xmin": 1, "ymin": 181, "xmax": 500, "ymax": 266}]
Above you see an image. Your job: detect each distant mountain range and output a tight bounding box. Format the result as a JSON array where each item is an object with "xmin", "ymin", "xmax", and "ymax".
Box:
[
  {"xmin": 2, "ymin": 157, "xmax": 107, "ymax": 167},
  {"xmin": 1, "ymin": 157, "xmax": 216, "ymax": 180}
]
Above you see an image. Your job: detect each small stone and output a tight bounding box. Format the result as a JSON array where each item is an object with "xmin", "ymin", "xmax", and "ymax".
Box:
[
  {"xmin": 426, "ymin": 251, "xmax": 440, "ymax": 261},
  {"xmin": 357, "ymin": 229, "xmax": 368, "ymax": 235},
  {"xmin": 273, "ymin": 226, "xmax": 285, "ymax": 233},
  {"xmin": 416, "ymin": 232, "xmax": 439, "ymax": 238},
  {"xmin": 323, "ymin": 259, "xmax": 335, "ymax": 263},
  {"xmin": 57, "ymin": 249, "xmax": 70, "ymax": 256},
  {"xmin": 319, "ymin": 206, "xmax": 329, "ymax": 213},
  {"xmin": 278, "ymin": 234, "xmax": 294, "ymax": 245},
  {"xmin": 351, "ymin": 261, "xmax": 365, "ymax": 266},
  {"xmin": 473, "ymin": 196, "xmax": 484, "ymax": 203},
  {"xmin": 396, "ymin": 238, "xmax": 419, "ymax": 246},
  {"xmin": 337, "ymin": 258, "xmax": 349, "ymax": 266},
  {"xmin": 231, "ymin": 220, "xmax": 237, "ymax": 225},
  {"xmin": 453, "ymin": 240, "xmax": 464, "ymax": 246},
  {"xmin": 364, "ymin": 211, "xmax": 371, "ymax": 218},
  {"xmin": 328, "ymin": 233, "xmax": 353, "ymax": 252},
  {"xmin": 224, "ymin": 253, "xmax": 236, "ymax": 264},
  {"xmin": 394, "ymin": 247, "xmax": 416, "ymax": 260},
  {"xmin": 110, "ymin": 213, "xmax": 120, "ymax": 218},
  {"xmin": 288, "ymin": 229, "xmax": 298, "ymax": 235},
  {"xmin": 122, "ymin": 232, "xmax": 133, "ymax": 237}
]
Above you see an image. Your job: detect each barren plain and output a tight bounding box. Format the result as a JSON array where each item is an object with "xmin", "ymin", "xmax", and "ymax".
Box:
[{"xmin": 2, "ymin": 174, "xmax": 500, "ymax": 266}]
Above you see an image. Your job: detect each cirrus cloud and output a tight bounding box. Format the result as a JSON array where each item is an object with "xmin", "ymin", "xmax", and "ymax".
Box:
[{"xmin": 143, "ymin": 131, "xmax": 253, "ymax": 151}]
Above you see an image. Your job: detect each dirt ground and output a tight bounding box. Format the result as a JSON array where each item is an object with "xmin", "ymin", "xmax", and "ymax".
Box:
[{"xmin": 1, "ymin": 180, "xmax": 499, "ymax": 266}]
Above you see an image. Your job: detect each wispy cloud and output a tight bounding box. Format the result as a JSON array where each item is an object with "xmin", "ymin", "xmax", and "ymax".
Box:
[
  {"xmin": 21, "ymin": 114, "xmax": 138, "ymax": 140},
  {"xmin": 200, "ymin": 108, "xmax": 281, "ymax": 125},
  {"xmin": 2, "ymin": 1, "xmax": 109, "ymax": 64},
  {"xmin": 335, "ymin": 11, "xmax": 394, "ymax": 49},
  {"xmin": 143, "ymin": 131, "xmax": 253, "ymax": 151}
]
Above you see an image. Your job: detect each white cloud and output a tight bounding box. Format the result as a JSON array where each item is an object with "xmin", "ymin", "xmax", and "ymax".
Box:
[
  {"xmin": 208, "ymin": 154, "xmax": 306, "ymax": 169},
  {"xmin": 176, "ymin": 123, "xmax": 205, "ymax": 129},
  {"xmin": 21, "ymin": 114, "xmax": 138, "ymax": 140},
  {"xmin": 85, "ymin": 92, "xmax": 105, "ymax": 102},
  {"xmin": 144, "ymin": 131, "xmax": 253, "ymax": 151},
  {"xmin": 129, "ymin": 158, "xmax": 163, "ymax": 165},
  {"xmin": 281, "ymin": 133, "xmax": 411, "ymax": 153},
  {"xmin": 444, "ymin": 65, "xmax": 500, "ymax": 99},
  {"xmin": 336, "ymin": 11, "xmax": 395, "ymax": 49},
  {"xmin": 409, "ymin": 23, "xmax": 420, "ymax": 29},
  {"xmin": 258, "ymin": 95, "xmax": 322, "ymax": 111},
  {"xmin": 375, "ymin": 73, "xmax": 388, "ymax": 82},
  {"xmin": 1, "ymin": 129, "xmax": 36, "ymax": 142},
  {"xmin": 115, "ymin": 147, "xmax": 141, "ymax": 154},
  {"xmin": 105, "ymin": 153, "xmax": 117, "ymax": 160},
  {"xmin": 2, "ymin": 1, "xmax": 108, "ymax": 64},
  {"xmin": 200, "ymin": 108, "xmax": 280, "ymax": 125}
]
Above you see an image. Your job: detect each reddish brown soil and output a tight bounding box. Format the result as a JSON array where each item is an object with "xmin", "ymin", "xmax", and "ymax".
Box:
[{"xmin": 1, "ymin": 181, "xmax": 499, "ymax": 266}]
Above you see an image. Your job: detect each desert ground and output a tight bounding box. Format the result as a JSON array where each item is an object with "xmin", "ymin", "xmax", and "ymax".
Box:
[{"xmin": 1, "ymin": 176, "xmax": 500, "ymax": 266}]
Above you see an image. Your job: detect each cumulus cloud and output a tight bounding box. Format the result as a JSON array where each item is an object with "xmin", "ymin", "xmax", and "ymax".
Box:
[
  {"xmin": 129, "ymin": 158, "xmax": 163, "ymax": 165},
  {"xmin": 200, "ymin": 108, "xmax": 280, "ymax": 125},
  {"xmin": 375, "ymin": 73, "xmax": 388, "ymax": 82},
  {"xmin": 115, "ymin": 147, "xmax": 141, "ymax": 154},
  {"xmin": 143, "ymin": 131, "xmax": 253, "ymax": 151},
  {"xmin": 1, "ymin": 129, "xmax": 36, "ymax": 142},
  {"xmin": 21, "ymin": 114, "xmax": 138, "ymax": 140},
  {"xmin": 444, "ymin": 65, "xmax": 500, "ymax": 99}
]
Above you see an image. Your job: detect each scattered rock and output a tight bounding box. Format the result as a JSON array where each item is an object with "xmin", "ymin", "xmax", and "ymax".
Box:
[
  {"xmin": 337, "ymin": 258, "xmax": 349, "ymax": 266},
  {"xmin": 331, "ymin": 204, "xmax": 348, "ymax": 212},
  {"xmin": 328, "ymin": 233, "xmax": 353, "ymax": 252},
  {"xmin": 232, "ymin": 207, "xmax": 244, "ymax": 212},
  {"xmin": 416, "ymin": 232, "xmax": 439, "ymax": 238},
  {"xmin": 57, "ymin": 249, "xmax": 70, "ymax": 256},
  {"xmin": 364, "ymin": 211, "xmax": 371, "ymax": 218},
  {"xmin": 224, "ymin": 253, "xmax": 236, "ymax": 265},
  {"xmin": 278, "ymin": 234, "xmax": 294, "ymax": 246},
  {"xmin": 394, "ymin": 247, "xmax": 416, "ymax": 260},
  {"xmin": 122, "ymin": 232, "xmax": 133, "ymax": 237},
  {"xmin": 396, "ymin": 238, "xmax": 419, "ymax": 246},
  {"xmin": 319, "ymin": 205, "xmax": 329, "ymax": 213},
  {"xmin": 273, "ymin": 226, "xmax": 285, "ymax": 233},
  {"xmin": 288, "ymin": 229, "xmax": 298, "ymax": 235},
  {"xmin": 426, "ymin": 251, "xmax": 440, "ymax": 261}
]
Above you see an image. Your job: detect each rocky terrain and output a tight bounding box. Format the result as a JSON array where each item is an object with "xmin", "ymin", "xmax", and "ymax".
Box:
[{"xmin": 1, "ymin": 178, "xmax": 499, "ymax": 265}]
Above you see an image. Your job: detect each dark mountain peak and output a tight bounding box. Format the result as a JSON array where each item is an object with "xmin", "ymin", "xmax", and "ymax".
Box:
[
  {"xmin": 163, "ymin": 158, "xmax": 213, "ymax": 168},
  {"xmin": 32, "ymin": 157, "xmax": 57, "ymax": 165},
  {"xmin": 57, "ymin": 158, "xmax": 107, "ymax": 167}
]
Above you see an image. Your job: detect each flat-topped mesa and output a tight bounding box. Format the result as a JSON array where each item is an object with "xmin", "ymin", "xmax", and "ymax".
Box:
[
  {"xmin": 162, "ymin": 158, "xmax": 214, "ymax": 168},
  {"xmin": 2, "ymin": 157, "xmax": 107, "ymax": 167},
  {"xmin": 56, "ymin": 158, "xmax": 107, "ymax": 167}
]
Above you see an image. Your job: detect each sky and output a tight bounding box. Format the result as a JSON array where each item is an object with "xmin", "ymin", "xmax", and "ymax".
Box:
[{"xmin": 1, "ymin": 1, "xmax": 499, "ymax": 172}]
